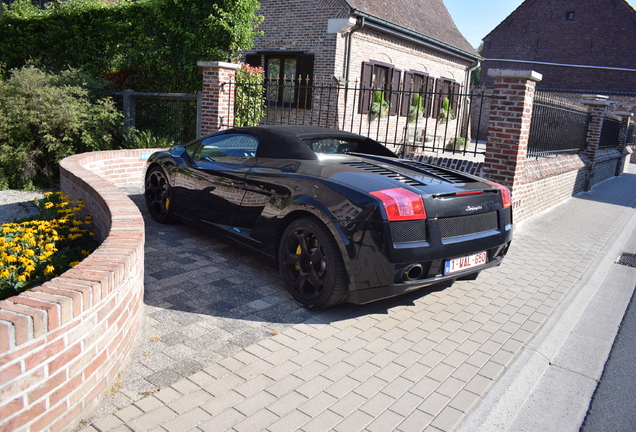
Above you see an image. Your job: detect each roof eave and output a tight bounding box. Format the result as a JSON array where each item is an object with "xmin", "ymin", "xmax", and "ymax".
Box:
[{"xmin": 350, "ymin": 9, "xmax": 481, "ymax": 63}]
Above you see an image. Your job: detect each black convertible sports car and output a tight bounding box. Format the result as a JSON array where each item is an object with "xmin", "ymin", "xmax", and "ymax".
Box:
[{"xmin": 144, "ymin": 125, "xmax": 512, "ymax": 309}]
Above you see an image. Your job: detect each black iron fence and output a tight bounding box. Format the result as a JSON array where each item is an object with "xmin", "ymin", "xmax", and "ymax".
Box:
[
  {"xmin": 599, "ymin": 115, "xmax": 621, "ymax": 148},
  {"xmin": 229, "ymin": 79, "xmax": 491, "ymax": 158},
  {"xmin": 111, "ymin": 90, "xmax": 201, "ymax": 145},
  {"xmin": 527, "ymin": 92, "xmax": 591, "ymax": 159}
]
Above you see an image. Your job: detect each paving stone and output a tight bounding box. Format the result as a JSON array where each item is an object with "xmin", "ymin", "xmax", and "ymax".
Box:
[
  {"xmin": 200, "ymin": 390, "xmax": 245, "ymax": 416},
  {"xmin": 332, "ymin": 409, "xmax": 374, "ymax": 432},
  {"xmin": 85, "ymin": 174, "xmax": 636, "ymax": 432},
  {"xmin": 266, "ymin": 410, "xmax": 311, "ymax": 432}
]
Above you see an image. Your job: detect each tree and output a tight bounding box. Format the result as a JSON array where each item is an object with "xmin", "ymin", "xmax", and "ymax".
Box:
[
  {"xmin": 0, "ymin": 0, "xmax": 263, "ymax": 92},
  {"xmin": 471, "ymin": 42, "xmax": 484, "ymax": 87}
]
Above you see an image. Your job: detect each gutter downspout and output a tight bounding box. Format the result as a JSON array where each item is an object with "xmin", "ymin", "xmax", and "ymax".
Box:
[
  {"xmin": 466, "ymin": 59, "xmax": 481, "ymax": 90},
  {"xmin": 345, "ymin": 17, "xmax": 364, "ymax": 84}
]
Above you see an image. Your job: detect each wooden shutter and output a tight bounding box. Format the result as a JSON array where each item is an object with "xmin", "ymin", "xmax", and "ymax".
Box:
[
  {"xmin": 424, "ymin": 76, "xmax": 435, "ymax": 117},
  {"xmin": 432, "ymin": 78, "xmax": 442, "ymax": 117},
  {"xmin": 389, "ymin": 69, "xmax": 401, "ymax": 116},
  {"xmin": 400, "ymin": 72, "xmax": 414, "ymax": 117},
  {"xmin": 451, "ymin": 82, "xmax": 460, "ymax": 113},
  {"xmin": 359, "ymin": 62, "xmax": 374, "ymax": 114},
  {"xmin": 296, "ymin": 54, "xmax": 314, "ymax": 109}
]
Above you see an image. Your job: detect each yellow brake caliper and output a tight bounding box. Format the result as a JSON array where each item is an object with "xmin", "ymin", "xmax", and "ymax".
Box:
[
  {"xmin": 295, "ymin": 245, "xmax": 301, "ymax": 270},
  {"xmin": 165, "ymin": 197, "xmax": 170, "ymax": 210}
]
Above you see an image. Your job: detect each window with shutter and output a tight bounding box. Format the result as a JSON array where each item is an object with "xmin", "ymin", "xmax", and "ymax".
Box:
[
  {"xmin": 243, "ymin": 52, "xmax": 314, "ymax": 109},
  {"xmin": 432, "ymin": 77, "xmax": 457, "ymax": 119},
  {"xmin": 358, "ymin": 60, "xmax": 400, "ymax": 115},
  {"xmin": 400, "ymin": 71, "xmax": 432, "ymax": 118}
]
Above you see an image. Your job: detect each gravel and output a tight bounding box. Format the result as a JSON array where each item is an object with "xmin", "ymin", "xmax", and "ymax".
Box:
[{"xmin": 0, "ymin": 190, "xmax": 51, "ymax": 224}]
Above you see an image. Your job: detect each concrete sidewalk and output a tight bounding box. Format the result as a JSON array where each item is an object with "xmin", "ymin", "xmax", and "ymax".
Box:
[{"xmin": 82, "ymin": 165, "xmax": 636, "ymax": 432}]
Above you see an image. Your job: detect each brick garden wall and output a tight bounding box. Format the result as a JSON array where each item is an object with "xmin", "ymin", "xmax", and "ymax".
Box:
[
  {"xmin": 513, "ymin": 154, "xmax": 590, "ymax": 223},
  {"xmin": 0, "ymin": 149, "xmax": 155, "ymax": 432}
]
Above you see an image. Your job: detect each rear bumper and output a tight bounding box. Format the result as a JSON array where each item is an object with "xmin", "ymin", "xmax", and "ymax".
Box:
[{"xmin": 347, "ymin": 241, "xmax": 511, "ymax": 305}]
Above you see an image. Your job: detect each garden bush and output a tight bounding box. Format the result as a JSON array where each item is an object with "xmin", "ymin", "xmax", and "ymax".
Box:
[
  {"xmin": 0, "ymin": 191, "xmax": 98, "ymax": 300},
  {"xmin": 0, "ymin": 65, "xmax": 123, "ymax": 189},
  {"xmin": 0, "ymin": 0, "xmax": 262, "ymax": 93},
  {"xmin": 234, "ymin": 64, "xmax": 266, "ymax": 127}
]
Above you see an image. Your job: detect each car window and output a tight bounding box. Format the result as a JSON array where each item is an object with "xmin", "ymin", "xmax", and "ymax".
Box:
[
  {"xmin": 302, "ymin": 138, "xmax": 360, "ymax": 154},
  {"xmin": 193, "ymin": 134, "xmax": 258, "ymax": 160}
]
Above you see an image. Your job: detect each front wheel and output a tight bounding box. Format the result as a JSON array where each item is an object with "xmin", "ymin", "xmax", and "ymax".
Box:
[
  {"xmin": 145, "ymin": 166, "xmax": 176, "ymax": 223},
  {"xmin": 278, "ymin": 218, "xmax": 348, "ymax": 309}
]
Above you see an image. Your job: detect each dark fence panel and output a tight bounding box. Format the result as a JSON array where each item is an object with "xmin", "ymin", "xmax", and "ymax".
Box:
[
  {"xmin": 230, "ymin": 79, "xmax": 490, "ymax": 158},
  {"xmin": 599, "ymin": 116, "xmax": 621, "ymax": 148},
  {"xmin": 111, "ymin": 91, "xmax": 200, "ymax": 145},
  {"xmin": 527, "ymin": 92, "xmax": 590, "ymax": 158}
]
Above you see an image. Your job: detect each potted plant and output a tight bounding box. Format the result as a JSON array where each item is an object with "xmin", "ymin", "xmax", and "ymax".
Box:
[
  {"xmin": 438, "ymin": 97, "xmax": 455, "ymax": 123},
  {"xmin": 446, "ymin": 137, "xmax": 467, "ymax": 151},
  {"xmin": 371, "ymin": 90, "xmax": 390, "ymax": 119},
  {"xmin": 408, "ymin": 94, "xmax": 425, "ymax": 123}
]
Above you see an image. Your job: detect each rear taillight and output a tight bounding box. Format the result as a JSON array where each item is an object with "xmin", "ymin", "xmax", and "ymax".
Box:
[
  {"xmin": 370, "ymin": 188, "xmax": 426, "ymax": 221},
  {"xmin": 488, "ymin": 182, "xmax": 512, "ymax": 208}
]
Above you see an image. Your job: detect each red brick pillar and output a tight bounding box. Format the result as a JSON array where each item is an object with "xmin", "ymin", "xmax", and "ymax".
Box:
[
  {"xmin": 483, "ymin": 69, "xmax": 542, "ymax": 197},
  {"xmin": 615, "ymin": 111, "xmax": 633, "ymax": 175},
  {"xmin": 582, "ymin": 95, "xmax": 610, "ymax": 164},
  {"xmin": 198, "ymin": 61, "xmax": 240, "ymax": 135}
]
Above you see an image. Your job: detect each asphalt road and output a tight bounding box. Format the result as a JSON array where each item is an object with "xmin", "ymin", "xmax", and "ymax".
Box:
[{"xmin": 580, "ymin": 272, "xmax": 636, "ymax": 432}]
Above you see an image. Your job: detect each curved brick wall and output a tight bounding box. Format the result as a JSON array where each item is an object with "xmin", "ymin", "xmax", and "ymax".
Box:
[{"xmin": 0, "ymin": 149, "xmax": 156, "ymax": 432}]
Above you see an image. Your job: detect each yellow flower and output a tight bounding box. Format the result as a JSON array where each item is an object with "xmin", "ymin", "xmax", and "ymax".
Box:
[
  {"xmin": 81, "ymin": 249, "xmax": 92, "ymax": 256},
  {"xmin": 44, "ymin": 243, "xmax": 57, "ymax": 251},
  {"xmin": 25, "ymin": 264, "xmax": 35, "ymax": 272},
  {"xmin": 0, "ymin": 269, "xmax": 10, "ymax": 278},
  {"xmin": 5, "ymin": 255, "xmax": 17, "ymax": 263},
  {"xmin": 44, "ymin": 192, "xmax": 53, "ymax": 197},
  {"xmin": 44, "ymin": 265, "xmax": 55, "ymax": 275},
  {"xmin": 24, "ymin": 249, "xmax": 35, "ymax": 257},
  {"xmin": 69, "ymin": 261, "xmax": 80, "ymax": 267},
  {"xmin": 44, "ymin": 202, "xmax": 54, "ymax": 209},
  {"xmin": 17, "ymin": 274, "xmax": 26, "ymax": 282}
]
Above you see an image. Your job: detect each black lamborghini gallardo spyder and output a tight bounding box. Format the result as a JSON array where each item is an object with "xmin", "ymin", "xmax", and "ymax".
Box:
[{"xmin": 144, "ymin": 125, "xmax": 512, "ymax": 309}]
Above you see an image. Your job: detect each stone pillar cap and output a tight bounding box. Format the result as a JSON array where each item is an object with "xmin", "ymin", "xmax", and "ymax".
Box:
[
  {"xmin": 614, "ymin": 111, "xmax": 633, "ymax": 117},
  {"xmin": 581, "ymin": 95, "xmax": 610, "ymax": 106},
  {"xmin": 487, "ymin": 69, "xmax": 542, "ymax": 81},
  {"xmin": 197, "ymin": 61, "xmax": 241, "ymax": 70}
]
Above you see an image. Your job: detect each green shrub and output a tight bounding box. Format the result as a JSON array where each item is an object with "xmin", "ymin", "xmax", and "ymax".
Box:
[
  {"xmin": 408, "ymin": 94, "xmax": 425, "ymax": 123},
  {"xmin": 234, "ymin": 64, "xmax": 265, "ymax": 127},
  {"xmin": 0, "ymin": 65, "xmax": 123, "ymax": 189},
  {"xmin": 446, "ymin": 137, "xmax": 467, "ymax": 151},
  {"xmin": 127, "ymin": 129, "xmax": 176, "ymax": 149},
  {"xmin": 371, "ymin": 91, "xmax": 389, "ymax": 119},
  {"xmin": 438, "ymin": 97, "xmax": 455, "ymax": 124},
  {"xmin": 0, "ymin": 0, "xmax": 263, "ymax": 93}
]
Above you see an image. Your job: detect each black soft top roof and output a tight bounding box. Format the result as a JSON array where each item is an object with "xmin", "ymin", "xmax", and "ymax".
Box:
[{"xmin": 224, "ymin": 125, "xmax": 396, "ymax": 159}]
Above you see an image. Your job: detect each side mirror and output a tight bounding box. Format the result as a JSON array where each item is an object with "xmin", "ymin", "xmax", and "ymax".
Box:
[{"xmin": 170, "ymin": 146, "xmax": 186, "ymax": 158}]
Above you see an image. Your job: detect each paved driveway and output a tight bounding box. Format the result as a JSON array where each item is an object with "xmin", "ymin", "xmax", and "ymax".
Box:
[
  {"xmin": 90, "ymin": 185, "xmax": 438, "ymax": 419},
  {"xmin": 83, "ymin": 170, "xmax": 636, "ymax": 431}
]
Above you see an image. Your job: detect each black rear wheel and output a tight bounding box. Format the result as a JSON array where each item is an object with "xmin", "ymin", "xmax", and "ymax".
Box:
[
  {"xmin": 145, "ymin": 166, "xmax": 175, "ymax": 223},
  {"xmin": 279, "ymin": 218, "xmax": 348, "ymax": 309}
]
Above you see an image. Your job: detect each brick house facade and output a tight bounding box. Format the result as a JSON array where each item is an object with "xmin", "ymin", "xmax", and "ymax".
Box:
[
  {"xmin": 241, "ymin": 0, "xmax": 481, "ymax": 147},
  {"xmin": 480, "ymin": 0, "xmax": 636, "ymax": 112}
]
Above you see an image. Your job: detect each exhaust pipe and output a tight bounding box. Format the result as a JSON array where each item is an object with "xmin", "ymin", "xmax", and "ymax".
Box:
[{"xmin": 402, "ymin": 264, "xmax": 423, "ymax": 281}]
